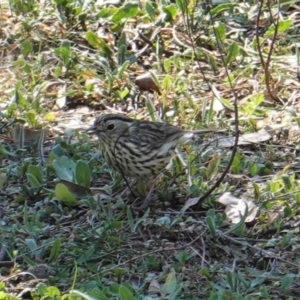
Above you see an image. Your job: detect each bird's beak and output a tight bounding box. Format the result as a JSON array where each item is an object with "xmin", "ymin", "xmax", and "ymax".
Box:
[{"xmin": 86, "ymin": 124, "xmax": 96, "ymax": 134}]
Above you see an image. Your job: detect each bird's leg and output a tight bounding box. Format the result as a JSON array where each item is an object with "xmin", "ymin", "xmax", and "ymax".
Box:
[
  {"xmin": 133, "ymin": 174, "xmax": 165, "ymax": 210},
  {"xmin": 133, "ymin": 180, "xmax": 156, "ymax": 211},
  {"xmin": 119, "ymin": 178, "xmax": 137, "ymax": 198},
  {"xmin": 175, "ymin": 148, "xmax": 192, "ymax": 186}
]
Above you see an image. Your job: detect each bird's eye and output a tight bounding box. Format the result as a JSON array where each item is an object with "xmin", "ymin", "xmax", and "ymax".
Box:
[{"xmin": 107, "ymin": 124, "xmax": 115, "ymax": 130}]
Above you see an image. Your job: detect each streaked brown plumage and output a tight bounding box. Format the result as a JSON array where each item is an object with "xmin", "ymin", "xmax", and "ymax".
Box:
[{"xmin": 89, "ymin": 114, "xmax": 217, "ymax": 178}]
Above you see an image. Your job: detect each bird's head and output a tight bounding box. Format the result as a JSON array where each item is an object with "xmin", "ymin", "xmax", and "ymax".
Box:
[{"xmin": 87, "ymin": 114, "xmax": 134, "ymax": 140}]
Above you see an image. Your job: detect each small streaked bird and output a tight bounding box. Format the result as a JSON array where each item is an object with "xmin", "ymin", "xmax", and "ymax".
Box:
[{"xmin": 88, "ymin": 114, "xmax": 219, "ymax": 178}]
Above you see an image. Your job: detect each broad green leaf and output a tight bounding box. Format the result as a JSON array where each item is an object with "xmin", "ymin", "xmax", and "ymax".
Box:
[
  {"xmin": 116, "ymin": 88, "xmax": 129, "ymax": 99},
  {"xmin": 107, "ymin": 221, "xmax": 123, "ymax": 230},
  {"xmin": 225, "ymin": 42, "xmax": 239, "ymax": 64},
  {"xmin": 282, "ymin": 174, "xmax": 292, "ymax": 191},
  {"xmin": 118, "ymin": 285, "xmax": 135, "ymax": 300},
  {"xmin": 117, "ymin": 60, "xmax": 130, "ymax": 78},
  {"xmin": 77, "ymin": 245, "xmax": 95, "ymax": 264},
  {"xmin": 252, "ymin": 182, "xmax": 261, "ymax": 200},
  {"xmin": 163, "ymin": 74, "xmax": 172, "ymax": 90},
  {"xmin": 214, "ymin": 22, "xmax": 226, "ymax": 42},
  {"xmin": 97, "ymin": 7, "xmax": 117, "ymax": 18},
  {"xmin": 199, "ymin": 267, "xmax": 210, "ymax": 276},
  {"xmin": 205, "ymin": 215, "xmax": 216, "ymax": 236},
  {"xmin": 53, "ymin": 156, "xmax": 76, "ymax": 182},
  {"xmin": 75, "ymin": 160, "xmax": 91, "ymax": 187},
  {"xmin": 163, "ymin": 270, "xmax": 177, "ymax": 294},
  {"xmin": 28, "ymin": 165, "xmax": 43, "ymax": 183},
  {"xmin": 283, "ymin": 207, "xmax": 292, "ymax": 218},
  {"xmin": 277, "ymin": 19, "xmax": 293, "ymax": 33},
  {"xmin": 49, "ymin": 238, "xmax": 61, "ymax": 262},
  {"xmin": 55, "ymin": 43, "xmax": 71, "ymax": 66},
  {"xmin": 112, "ymin": 3, "xmax": 139, "ymax": 23},
  {"xmin": 146, "ymin": 102, "xmax": 156, "ymax": 121},
  {"xmin": 86, "ymin": 32, "xmax": 113, "ymax": 57},
  {"xmin": 21, "ymin": 40, "xmax": 33, "ymax": 56},
  {"xmin": 281, "ymin": 274, "xmax": 294, "ymax": 291},
  {"xmin": 27, "ymin": 173, "xmax": 42, "ymax": 188},
  {"xmin": 25, "ymin": 238, "xmax": 38, "ymax": 251},
  {"xmin": 162, "ymin": 4, "xmax": 177, "ymax": 21},
  {"xmin": 295, "ymin": 192, "xmax": 300, "ymax": 204},
  {"xmin": 37, "ymin": 284, "xmax": 48, "ymax": 296},
  {"xmin": 25, "ymin": 109, "xmax": 38, "ymax": 127},
  {"xmin": 265, "ymin": 19, "xmax": 293, "ymax": 38},
  {"xmin": 226, "ymin": 271, "xmax": 237, "ymax": 290},
  {"xmin": 176, "ymin": 0, "xmax": 187, "ymax": 14},
  {"xmin": 55, "ymin": 183, "xmax": 79, "ymax": 205},
  {"xmin": 51, "ymin": 144, "xmax": 67, "ymax": 158},
  {"xmin": 205, "ymin": 155, "xmax": 220, "ymax": 179},
  {"xmin": 0, "ymin": 172, "xmax": 6, "ymax": 189},
  {"xmin": 207, "ymin": 53, "xmax": 218, "ymax": 72},
  {"xmin": 231, "ymin": 154, "xmax": 243, "ymax": 174},
  {"xmin": 211, "ymin": 3, "xmax": 233, "ymax": 15},
  {"xmin": 163, "ymin": 58, "xmax": 171, "ymax": 73},
  {"xmin": 145, "ymin": 1, "xmax": 156, "ymax": 20},
  {"xmin": 46, "ymin": 286, "xmax": 61, "ymax": 296},
  {"xmin": 114, "ymin": 268, "xmax": 126, "ymax": 276},
  {"xmin": 117, "ymin": 32, "xmax": 127, "ymax": 65}
]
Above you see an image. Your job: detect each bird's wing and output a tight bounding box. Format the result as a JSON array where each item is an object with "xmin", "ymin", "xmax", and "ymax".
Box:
[{"xmin": 125, "ymin": 120, "xmax": 180, "ymax": 147}]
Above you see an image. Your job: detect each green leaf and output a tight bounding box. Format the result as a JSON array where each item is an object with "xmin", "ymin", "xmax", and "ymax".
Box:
[
  {"xmin": 118, "ymin": 285, "xmax": 135, "ymax": 300},
  {"xmin": 21, "ymin": 40, "xmax": 33, "ymax": 56},
  {"xmin": 205, "ymin": 215, "xmax": 216, "ymax": 236},
  {"xmin": 28, "ymin": 165, "xmax": 43, "ymax": 183},
  {"xmin": 49, "ymin": 238, "xmax": 61, "ymax": 262},
  {"xmin": 37, "ymin": 283, "xmax": 48, "ymax": 296},
  {"xmin": 118, "ymin": 45, "xmax": 126, "ymax": 65},
  {"xmin": 46, "ymin": 286, "xmax": 61, "ymax": 297},
  {"xmin": 199, "ymin": 267, "xmax": 210, "ymax": 277},
  {"xmin": 55, "ymin": 183, "xmax": 79, "ymax": 205},
  {"xmin": 295, "ymin": 192, "xmax": 300, "ymax": 204},
  {"xmin": 277, "ymin": 19, "xmax": 293, "ymax": 33},
  {"xmin": 162, "ymin": 4, "xmax": 178, "ymax": 21},
  {"xmin": 114, "ymin": 268, "xmax": 126, "ymax": 277},
  {"xmin": 252, "ymin": 182, "xmax": 261, "ymax": 200},
  {"xmin": 214, "ymin": 22, "xmax": 226, "ymax": 42},
  {"xmin": 25, "ymin": 238, "xmax": 38, "ymax": 251},
  {"xmin": 231, "ymin": 153, "xmax": 243, "ymax": 174},
  {"xmin": 55, "ymin": 42, "xmax": 71, "ymax": 66},
  {"xmin": 97, "ymin": 7, "xmax": 117, "ymax": 18},
  {"xmin": 25, "ymin": 109, "xmax": 38, "ymax": 127},
  {"xmin": 145, "ymin": 1, "xmax": 156, "ymax": 20},
  {"xmin": 281, "ymin": 274, "xmax": 294, "ymax": 292},
  {"xmin": 225, "ymin": 42, "xmax": 239, "ymax": 64},
  {"xmin": 117, "ymin": 60, "xmax": 130, "ymax": 78},
  {"xmin": 85, "ymin": 32, "xmax": 113, "ymax": 57},
  {"xmin": 265, "ymin": 19, "xmax": 293, "ymax": 38},
  {"xmin": 210, "ymin": 3, "xmax": 233, "ymax": 16},
  {"xmin": 75, "ymin": 160, "xmax": 91, "ymax": 187},
  {"xmin": 176, "ymin": 0, "xmax": 187, "ymax": 14},
  {"xmin": 112, "ymin": 3, "xmax": 139, "ymax": 23},
  {"xmin": 163, "ymin": 270, "xmax": 177, "ymax": 294},
  {"xmin": 53, "ymin": 156, "xmax": 76, "ymax": 182},
  {"xmin": 163, "ymin": 58, "xmax": 171, "ymax": 73},
  {"xmin": 162, "ymin": 74, "xmax": 172, "ymax": 90},
  {"xmin": 282, "ymin": 174, "xmax": 292, "ymax": 191},
  {"xmin": 205, "ymin": 155, "xmax": 220, "ymax": 179},
  {"xmin": 27, "ymin": 174, "xmax": 42, "ymax": 188},
  {"xmin": 77, "ymin": 245, "xmax": 95, "ymax": 264}
]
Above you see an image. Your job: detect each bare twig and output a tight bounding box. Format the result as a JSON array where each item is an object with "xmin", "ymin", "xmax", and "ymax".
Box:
[
  {"xmin": 179, "ymin": 0, "xmax": 239, "ymax": 203},
  {"xmin": 255, "ymin": 0, "xmax": 280, "ymax": 101}
]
